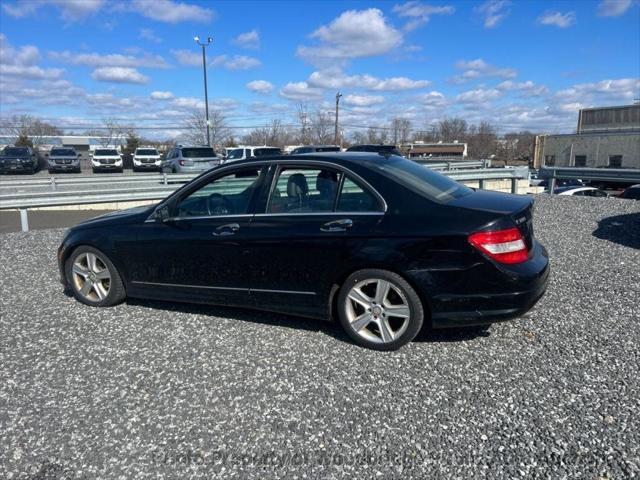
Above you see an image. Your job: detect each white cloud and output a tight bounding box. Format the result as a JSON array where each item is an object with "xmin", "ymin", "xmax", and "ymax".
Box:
[
  {"xmin": 173, "ymin": 50, "xmax": 261, "ymax": 70},
  {"xmin": 555, "ymin": 78, "xmax": 640, "ymax": 103},
  {"xmin": 450, "ymin": 58, "xmax": 517, "ymax": 83},
  {"xmin": 233, "ymin": 30, "xmax": 260, "ymax": 49},
  {"xmin": 49, "ymin": 50, "xmax": 168, "ymax": 68},
  {"xmin": 598, "ymin": 0, "xmax": 633, "ymax": 16},
  {"xmin": 308, "ymin": 69, "xmax": 430, "ymax": 91},
  {"xmin": 476, "ymin": 0, "xmax": 511, "ymax": 28},
  {"xmin": 0, "ymin": 64, "xmax": 65, "ymax": 80},
  {"xmin": 171, "ymin": 97, "xmax": 205, "ymax": 109},
  {"xmin": 297, "ymin": 9, "xmax": 402, "ymax": 64},
  {"xmin": 131, "ymin": 0, "xmax": 214, "ymax": 23},
  {"xmin": 86, "ymin": 92, "xmax": 135, "ymax": 108},
  {"xmin": 392, "ymin": 2, "xmax": 455, "ymax": 31},
  {"xmin": 418, "ymin": 91, "xmax": 447, "ymax": 107},
  {"xmin": 456, "ymin": 88, "xmax": 502, "ymax": 104},
  {"xmin": 246, "ymin": 80, "xmax": 274, "ymax": 94},
  {"xmin": 150, "ymin": 91, "xmax": 174, "ymax": 100},
  {"xmin": 279, "ymin": 82, "xmax": 324, "ymax": 101},
  {"xmin": 0, "ymin": 35, "xmax": 40, "ymax": 66},
  {"xmin": 343, "ymin": 94, "xmax": 385, "ymax": 106},
  {"xmin": 2, "ymin": 0, "xmax": 104, "ymax": 21},
  {"xmin": 91, "ymin": 67, "xmax": 149, "ymax": 84},
  {"xmin": 139, "ymin": 28, "xmax": 162, "ymax": 43},
  {"xmin": 497, "ymin": 80, "xmax": 548, "ymax": 96},
  {"xmin": 537, "ymin": 11, "xmax": 576, "ymax": 28}
]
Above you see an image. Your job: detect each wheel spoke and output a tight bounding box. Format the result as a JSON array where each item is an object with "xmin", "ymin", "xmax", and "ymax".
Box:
[
  {"xmin": 95, "ymin": 269, "xmax": 110, "ymax": 280},
  {"xmin": 385, "ymin": 304, "xmax": 410, "ymax": 319},
  {"xmin": 86, "ymin": 253, "xmax": 98, "ymax": 273},
  {"xmin": 351, "ymin": 312, "xmax": 373, "ymax": 332},
  {"xmin": 93, "ymin": 281, "xmax": 108, "ymax": 300},
  {"xmin": 378, "ymin": 318, "xmax": 394, "ymax": 343},
  {"xmin": 348, "ymin": 287, "xmax": 373, "ymax": 309},
  {"xmin": 374, "ymin": 280, "xmax": 390, "ymax": 304},
  {"xmin": 80, "ymin": 279, "xmax": 93, "ymax": 296},
  {"xmin": 73, "ymin": 264, "xmax": 90, "ymax": 278}
]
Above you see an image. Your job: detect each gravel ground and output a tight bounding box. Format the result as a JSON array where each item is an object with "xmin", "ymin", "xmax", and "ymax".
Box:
[{"xmin": 1, "ymin": 196, "xmax": 639, "ymax": 479}]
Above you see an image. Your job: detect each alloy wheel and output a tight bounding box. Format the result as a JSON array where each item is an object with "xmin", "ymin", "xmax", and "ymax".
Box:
[
  {"xmin": 71, "ymin": 252, "xmax": 111, "ymax": 302},
  {"xmin": 344, "ymin": 278, "xmax": 411, "ymax": 344}
]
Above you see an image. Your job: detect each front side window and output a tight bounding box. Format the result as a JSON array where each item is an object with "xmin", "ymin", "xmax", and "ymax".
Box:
[{"xmin": 176, "ymin": 167, "xmax": 264, "ymax": 217}]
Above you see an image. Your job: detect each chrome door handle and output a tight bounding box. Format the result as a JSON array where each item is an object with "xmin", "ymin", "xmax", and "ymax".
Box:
[
  {"xmin": 321, "ymin": 218, "xmax": 353, "ymax": 232},
  {"xmin": 213, "ymin": 223, "xmax": 240, "ymax": 236}
]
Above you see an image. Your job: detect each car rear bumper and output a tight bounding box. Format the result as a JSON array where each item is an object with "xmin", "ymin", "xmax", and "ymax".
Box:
[{"xmin": 428, "ymin": 242, "xmax": 550, "ymax": 328}]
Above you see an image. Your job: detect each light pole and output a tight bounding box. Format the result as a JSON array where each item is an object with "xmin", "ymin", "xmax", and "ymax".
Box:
[
  {"xmin": 334, "ymin": 92, "xmax": 342, "ymax": 146},
  {"xmin": 194, "ymin": 36, "xmax": 212, "ymax": 146}
]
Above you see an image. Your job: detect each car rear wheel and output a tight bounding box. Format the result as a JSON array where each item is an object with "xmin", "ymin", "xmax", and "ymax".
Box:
[
  {"xmin": 337, "ymin": 269, "xmax": 424, "ymax": 351},
  {"xmin": 65, "ymin": 246, "xmax": 126, "ymax": 307}
]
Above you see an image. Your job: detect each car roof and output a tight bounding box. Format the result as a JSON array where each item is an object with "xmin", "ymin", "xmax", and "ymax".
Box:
[{"xmin": 218, "ymin": 151, "xmax": 398, "ymax": 169}]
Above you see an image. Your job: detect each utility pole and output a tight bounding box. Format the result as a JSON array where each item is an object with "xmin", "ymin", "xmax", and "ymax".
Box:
[
  {"xmin": 334, "ymin": 92, "xmax": 342, "ymax": 146},
  {"xmin": 194, "ymin": 36, "xmax": 212, "ymax": 146}
]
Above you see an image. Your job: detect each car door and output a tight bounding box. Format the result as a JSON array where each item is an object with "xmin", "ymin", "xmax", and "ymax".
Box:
[
  {"xmin": 126, "ymin": 164, "xmax": 269, "ymax": 306},
  {"xmin": 244, "ymin": 162, "xmax": 386, "ymax": 317}
]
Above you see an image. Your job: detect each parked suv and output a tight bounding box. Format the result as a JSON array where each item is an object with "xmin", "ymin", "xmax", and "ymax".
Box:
[
  {"xmin": 47, "ymin": 147, "xmax": 81, "ymax": 173},
  {"xmin": 161, "ymin": 146, "xmax": 221, "ymax": 173},
  {"xmin": 225, "ymin": 146, "xmax": 282, "ymax": 163},
  {"xmin": 0, "ymin": 146, "xmax": 38, "ymax": 174},
  {"xmin": 133, "ymin": 147, "xmax": 161, "ymax": 172},
  {"xmin": 290, "ymin": 145, "xmax": 341, "ymax": 155},
  {"xmin": 91, "ymin": 148, "xmax": 123, "ymax": 173}
]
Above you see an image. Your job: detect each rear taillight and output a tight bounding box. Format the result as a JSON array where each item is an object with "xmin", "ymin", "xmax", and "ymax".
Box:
[{"xmin": 468, "ymin": 227, "xmax": 528, "ymax": 264}]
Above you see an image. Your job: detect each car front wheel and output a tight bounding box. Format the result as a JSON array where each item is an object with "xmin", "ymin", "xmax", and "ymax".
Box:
[
  {"xmin": 65, "ymin": 246, "xmax": 126, "ymax": 307},
  {"xmin": 337, "ymin": 269, "xmax": 424, "ymax": 351}
]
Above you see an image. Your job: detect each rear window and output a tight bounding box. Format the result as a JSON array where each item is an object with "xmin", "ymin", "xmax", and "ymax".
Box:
[
  {"xmin": 50, "ymin": 148, "xmax": 76, "ymax": 156},
  {"xmin": 372, "ymin": 156, "xmax": 472, "ymax": 203},
  {"xmin": 136, "ymin": 149, "xmax": 158, "ymax": 155},
  {"xmin": 253, "ymin": 148, "xmax": 282, "ymax": 157},
  {"xmin": 3, "ymin": 147, "xmax": 29, "ymax": 156},
  {"xmin": 181, "ymin": 147, "xmax": 217, "ymax": 158},
  {"xmin": 94, "ymin": 149, "xmax": 119, "ymax": 156}
]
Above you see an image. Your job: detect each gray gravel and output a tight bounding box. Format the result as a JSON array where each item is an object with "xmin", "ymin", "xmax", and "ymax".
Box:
[{"xmin": 1, "ymin": 195, "xmax": 639, "ymax": 479}]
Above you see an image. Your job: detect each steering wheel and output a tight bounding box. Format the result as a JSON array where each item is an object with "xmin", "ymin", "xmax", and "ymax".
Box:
[{"xmin": 207, "ymin": 193, "xmax": 232, "ymax": 216}]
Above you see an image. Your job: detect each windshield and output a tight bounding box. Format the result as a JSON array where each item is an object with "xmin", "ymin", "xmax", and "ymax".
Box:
[
  {"xmin": 181, "ymin": 147, "xmax": 217, "ymax": 158},
  {"xmin": 94, "ymin": 149, "xmax": 119, "ymax": 156},
  {"xmin": 253, "ymin": 148, "xmax": 282, "ymax": 157},
  {"xmin": 136, "ymin": 149, "xmax": 158, "ymax": 155},
  {"xmin": 372, "ymin": 156, "xmax": 472, "ymax": 203},
  {"xmin": 50, "ymin": 148, "xmax": 76, "ymax": 156},
  {"xmin": 3, "ymin": 147, "xmax": 29, "ymax": 156}
]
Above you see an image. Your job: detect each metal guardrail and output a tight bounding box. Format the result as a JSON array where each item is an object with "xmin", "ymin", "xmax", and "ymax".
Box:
[
  {"xmin": 538, "ymin": 167, "xmax": 640, "ymax": 193},
  {"xmin": 0, "ymin": 172, "xmax": 198, "ymax": 191},
  {"xmin": 414, "ymin": 160, "xmax": 489, "ymax": 170},
  {"xmin": 0, "ymin": 167, "xmax": 530, "ymax": 232}
]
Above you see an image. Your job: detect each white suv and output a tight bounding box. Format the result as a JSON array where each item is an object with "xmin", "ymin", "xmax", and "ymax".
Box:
[
  {"xmin": 133, "ymin": 147, "xmax": 161, "ymax": 172},
  {"xmin": 91, "ymin": 148, "xmax": 123, "ymax": 173},
  {"xmin": 225, "ymin": 146, "xmax": 282, "ymax": 162}
]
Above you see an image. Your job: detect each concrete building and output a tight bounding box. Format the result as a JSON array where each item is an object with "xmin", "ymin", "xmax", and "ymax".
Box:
[{"xmin": 534, "ymin": 104, "xmax": 640, "ymax": 169}]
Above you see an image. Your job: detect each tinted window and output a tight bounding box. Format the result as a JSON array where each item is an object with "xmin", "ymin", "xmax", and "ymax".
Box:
[
  {"xmin": 371, "ymin": 156, "xmax": 472, "ymax": 203},
  {"xmin": 316, "ymin": 146, "xmax": 340, "ymax": 152},
  {"xmin": 268, "ymin": 168, "xmax": 340, "ymax": 213},
  {"xmin": 574, "ymin": 155, "xmax": 587, "ymax": 167},
  {"xmin": 3, "ymin": 147, "xmax": 29, "ymax": 156},
  {"xmin": 94, "ymin": 149, "xmax": 119, "ymax": 156},
  {"xmin": 227, "ymin": 148, "xmax": 244, "ymax": 160},
  {"xmin": 136, "ymin": 149, "xmax": 158, "ymax": 155},
  {"xmin": 176, "ymin": 167, "xmax": 264, "ymax": 217},
  {"xmin": 50, "ymin": 148, "xmax": 76, "ymax": 156},
  {"xmin": 253, "ymin": 148, "xmax": 282, "ymax": 157},
  {"xmin": 181, "ymin": 147, "xmax": 216, "ymax": 158},
  {"xmin": 337, "ymin": 176, "xmax": 382, "ymax": 212}
]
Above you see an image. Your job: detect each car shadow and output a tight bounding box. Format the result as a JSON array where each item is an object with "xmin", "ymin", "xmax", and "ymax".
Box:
[
  {"xmin": 592, "ymin": 212, "xmax": 640, "ymax": 250},
  {"xmin": 125, "ymin": 298, "xmax": 492, "ymax": 346}
]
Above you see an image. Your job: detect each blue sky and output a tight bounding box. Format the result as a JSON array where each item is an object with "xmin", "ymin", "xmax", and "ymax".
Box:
[{"xmin": 0, "ymin": 0, "xmax": 638, "ymax": 139}]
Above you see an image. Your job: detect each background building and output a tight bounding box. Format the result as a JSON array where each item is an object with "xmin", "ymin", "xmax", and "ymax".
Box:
[{"xmin": 534, "ymin": 104, "xmax": 640, "ymax": 169}]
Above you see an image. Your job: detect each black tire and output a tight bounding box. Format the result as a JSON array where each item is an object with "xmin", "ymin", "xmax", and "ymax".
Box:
[
  {"xmin": 337, "ymin": 269, "xmax": 424, "ymax": 351},
  {"xmin": 65, "ymin": 245, "xmax": 126, "ymax": 307}
]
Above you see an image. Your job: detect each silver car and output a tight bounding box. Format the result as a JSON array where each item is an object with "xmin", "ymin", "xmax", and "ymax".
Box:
[
  {"xmin": 47, "ymin": 147, "xmax": 81, "ymax": 173},
  {"xmin": 161, "ymin": 146, "xmax": 220, "ymax": 173}
]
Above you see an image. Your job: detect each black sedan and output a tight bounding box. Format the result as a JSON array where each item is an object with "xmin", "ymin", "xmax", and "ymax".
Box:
[{"xmin": 58, "ymin": 153, "xmax": 549, "ymax": 350}]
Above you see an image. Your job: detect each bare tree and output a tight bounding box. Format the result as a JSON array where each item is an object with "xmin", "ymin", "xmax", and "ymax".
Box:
[
  {"xmin": 438, "ymin": 117, "xmax": 468, "ymax": 142},
  {"xmin": 180, "ymin": 108, "xmax": 229, "ymax": 148},
  {"xmin": 3, "ymin": 115, "xmax": 62, "ymax": 146},
  {"xmin": 310, "ymin": 110, "xmax": 333, "ymax": 145},
  {"xmin": 467, "ymin": 121, "xmax": 497, "ymax": 159},
  {"xmin": 99, "ymin": 118, "xmax": 128, "ymax": 148},
  {"xmin": 391, "ymin": 117, "xmax": 412, "ymax": 145},
  {"xmin": 297, "ymin": 103, "xmax": 309, "ymax": 145}
]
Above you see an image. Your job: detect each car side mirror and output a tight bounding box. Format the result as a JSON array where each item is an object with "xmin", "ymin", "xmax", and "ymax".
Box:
[
  {"xmin": 154, "ymin": 204, "xmax": 172, "ymax": 222},
  {"xmin": 77, "ymin": 153, "xmax": 82, "ymax": 158}
]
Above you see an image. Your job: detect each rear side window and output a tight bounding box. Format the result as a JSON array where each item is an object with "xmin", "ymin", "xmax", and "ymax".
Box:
[{"xmin": 337, "ymin": 177, "xmax": 381, "ymax": 212}]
